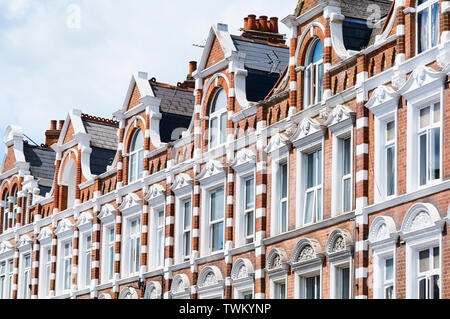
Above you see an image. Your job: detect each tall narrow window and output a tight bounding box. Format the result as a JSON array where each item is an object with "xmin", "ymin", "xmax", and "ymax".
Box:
[
  {"xmin": 304, "ymin": 275, "xmax": 321, "ymax": 299},
  {"xmin": 209, "ymin": 89, "xmax": 228, "ymax": 149},
  {"xmin": 418, "ymin": 103, "xmax": 441, "ymax": 186},
  {"xmin": 182, "ymin": 200, "xmax": 192, "ymax": 261},
  {"xmin": 43, "ymin": 248, "xmax": 52, "ymax": 297},
  {"xmin": 384, "ymin": 258, "xmax": 394, "ymax": 299},
  {"xmin": 83, "ymin": 235, "xmax": 92, "ymax": 288},
  {"xmin": 305, "ymin": 39, "xmax": 324, "ymax": 107},
  {"xmin": 21, "ymin": 254, "xmax": 31, "ymax": 299},
  {"xmin": 385, "ymin": 121, "xmax": 396, "ymax": 196},
  {"xmin": 417, "ymin": 0, "xmax": 440, "ymax": 54},
  {"xmin": 210, "ymin": 188, "xmax": 224, "ymax": 252},
  {"xmin": 63, "ymin": 242, "xmax": 72, "ymax": 292},
  {"xmin": 128, "ymin": 129, "xmax": 144, "ymax": 183},
  {"xmin": 244, "ymin": 177, "xmax": 255, "ymax": 243},
  {"xmin": 0, "ymin": 261, "xmax": 5, "ymax": 299},
  {"xmin": 418, "ymin": 246, "xmax": 440, "ymax": 299},
  {"xmin": 106, "ymin": 228, "xmax": 115, "ymax": 281},
  {"xmin": 304, "ymin": 149, "xmax": 323, "ymax": 225},
  {"xmin": 156, "ymin": 211, "xmax": 165, "ymax": 267},
  {"xmin": 274, "ymin": 280, "xmax": 286, "ymax": 299},
  {"xmin": 129, "ymin": 219, "xmax": 141, "ymax": 274},
  {"xmin": 3, "ymin": 190, "xmax": 9, "ymax": 232},
  {"xmin": 337, "ymin": 266, "xmax": 350, "ymax": 299},
  {"xmin": 11, "ymin": 187, "xmax": 18, "ymax": 228},
  {"xmin": 279, "ymin": 163, "xmax": 288, "ymax": 233},
  {"xmin": 341, "ymin": 138, "xmax": 352, "ymax": 213}
]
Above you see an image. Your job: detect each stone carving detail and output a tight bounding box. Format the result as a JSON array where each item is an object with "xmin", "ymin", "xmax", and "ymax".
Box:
[
  {"xmin": 272, "ymin": 255, "xmax": 281, "ymax": 269},
  {"xmin": 332, "ymin": 236, "xmax": 346, "ymax": 253},
  {"xmin": 236, "ymin": 265, "xmax": 248, "ymax": 279},
  {"xmin": 297, "ymin": 245, "xmax": 315, "ymax": 262},
  {"xmin": 410, "ymin": 211, "xmax": 432, "ymax": 232},
  {"xmin": 149, "ymin": 287, "xmax": 158, "ymax": 299},
  {"xmin": 205, "ymin": 272, "xmax": 217, "ymax": 286},
  {"xmin": 174, "ymin": 280, "xmax": 185, "ymax": 294},
  {"xmin": 375, "ymin": 223, "xmax": 389, "ymax": 241}
]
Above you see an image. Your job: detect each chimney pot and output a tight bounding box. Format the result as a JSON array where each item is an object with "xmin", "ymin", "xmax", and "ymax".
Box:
[
  {"xmin": 269, "ymin": 17, "xmax": 279, "ymax": 33},
  {"xmin": 50, "ymin": 120, "xmax": 57, "ymax": 131},
  {"xmin": 188, "ymin": 61, "xmax": 197, "ymax": 76},
  {"xmin": 58, "ymin": 120, "xmax": 64, "ymax": 130},
  {"xmin": 244, "ymin": 17, "xmax": 248, "ymax": 31},
  {"xmin": 247, "ymin": 14, "xmax": 257, "ymax": 30},
  {"xmin": 259, "ymin": 16, "xmax": 269, "ymax": 32}
]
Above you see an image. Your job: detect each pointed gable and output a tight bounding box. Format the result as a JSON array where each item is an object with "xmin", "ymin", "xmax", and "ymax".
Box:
[
  {"xmin": 206, "ymin": 36, "xmax": 225, "ymax": 69},
  {"xmin": 62, "ymin": 120, "xmax": 75, "ymax": 144},
  {"xmin": 1, "ymin": 146, "xmax": 16, "ymax": 173},
  {"xmin": 128, "ymin": 84, "xmax": 142, "ymax": 110}
]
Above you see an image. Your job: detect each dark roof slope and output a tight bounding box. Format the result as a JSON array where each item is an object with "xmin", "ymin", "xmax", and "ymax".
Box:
[
  {"xmin": 23, "ymin": 144, "xmax": 55, "ymax": 195},
  {"xmin": 341, "ymin": 0, "xmax": 392, "ymax": 20},
  {"xmin": 150, "ymin": 83, "xmax": 195, "ymax": 117}
]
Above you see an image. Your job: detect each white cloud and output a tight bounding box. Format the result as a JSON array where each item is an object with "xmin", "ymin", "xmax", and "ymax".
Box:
[{"xmin": 0, "ymin": 0, "xmax": 293, "ymax": 159}]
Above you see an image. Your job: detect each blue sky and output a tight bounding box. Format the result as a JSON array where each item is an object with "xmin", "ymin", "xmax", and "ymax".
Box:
[{"xmin": 0, "ymin": 0, "xmax": 291, "ymax": 161}]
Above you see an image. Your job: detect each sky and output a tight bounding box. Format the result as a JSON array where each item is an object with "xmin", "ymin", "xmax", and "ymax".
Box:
[{"xmin": 0, "ymin": 0, "xmax": 292, "ymax": 161}]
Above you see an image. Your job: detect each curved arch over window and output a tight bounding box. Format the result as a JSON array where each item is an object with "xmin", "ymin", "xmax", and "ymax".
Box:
[
  {"xmin": 416, "ymin": 0, "xmax": 439, "ymax": 54},
  {"xmin": 304, "ymin": 38, "xmax": 323, "ymax": 107},
  {"xmin": 208, "ymin": 88, "xmax": 227, "ymax": 149},
  {"xmin": 128, "ymin": 129, "xmax": 144, "ymax": 183}
]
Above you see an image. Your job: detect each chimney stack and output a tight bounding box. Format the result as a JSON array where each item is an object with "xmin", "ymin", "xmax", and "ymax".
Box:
[
  {"xmin": 247, "ymin": 14, "xmax": 257, "ymax": 30},
  {"xmin": 244, "ymin": 17, "xmax": 249, "ymax": 31},
  {"xmin": 188, "ymin": 61, "xmax": 197, "ymax": 76},
  {"xmin": 45, "ymin": 120, "xmax": 62, "ymax": 147},
  {"xmin": 269, "ymin": 17, "xmax": 279, "ymax": 33},
  {"xmin": 259, "ymin": 16, "xmax": 269, "ymax": 32},
  {"xmin": 58, "ymin": 120, "xmax": 64, "ymax": 130},
  {"xmin": 241, "ymin": 14, "xmax": 285, "ymax": 45}
]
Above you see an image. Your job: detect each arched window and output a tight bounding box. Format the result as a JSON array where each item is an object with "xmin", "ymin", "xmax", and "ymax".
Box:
[
  {"xmin": 209, "ymin": 88, "xmax": 227, "ymax": 149},
  {"xmin": 2, "ymin": 189, "xmax": 9, "ymax": 232},
  {"xmin": 128, "ymin": 129, "xmax": 144, "ymax": 183},
  {"xmin": 417, "ymin": 0, "xmax": 439, "ymax": 54},
  {"xmin": 11, "ymin": 186, "xmax": 18, "ymax": 228},
  {"xmin": 304, "ymin": 39, "xmax": 323, "ymax": 107}
]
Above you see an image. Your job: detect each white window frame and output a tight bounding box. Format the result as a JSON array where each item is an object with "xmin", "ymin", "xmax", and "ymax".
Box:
[
  {"xmin": 270, "ymin": 274, "xmax": 287, "ymax": 299},
  {"xmin": 174, "ymin": 195, "xmax": 192, "ymax": 265},
  {"xmin": 128, "ymin": 129, "xmax": 144, "ymax": 184},
  {"xmin": 18, "ymin": 252, "xmax": 32, "ymax": 299},
  {"xmin": 38, "ymin": 244, "xmax": 52, "ymax": 299},
  {"xmin": 207, "ymin": 187, "xmax": 226, "ymax": 254},
  {"xmin": 78, "ymin": 230, "xmax": 92, "ymax": 290},
  {"xmin": 235, "ymin": 169, "xmax": 256, "ymax": 247},
  {"xmin": 99, "ymin": 205, "xmax": 116, "ymax": 285},
  {"xmin": 208, "ymin": 88, "xmax": 228, "ymax": 150},
  {"xmin": 332, "ymin": 127, "xmax": 353, "ymax": 216},
  {"xmin": 326, "ymin": 230, "xmax": 353, "ymax": 299},
  {"xmin": 231, "ymin": 258, "xmax": 255, "ymax": 299},
  {"xmin": 270, "ymin": 157, "xmax": 289, "ymax": 236},
  {"xmin": 57, "ymin": 238, "xmax": 73, "ymax": 295},
  {"xmin": 0, "ymin": 247, "xmax": 14, "ymax": 300},
  {"xmin": 125, "ymin": 217, "xmax": 141, "ymax": 277},
  {"xmin": 416, "ymin": 0, "xmax": 440, "ymax": 55},
  {"xmin": 304, "ymin": 37, "xmax": 324, "ymax": 107}
]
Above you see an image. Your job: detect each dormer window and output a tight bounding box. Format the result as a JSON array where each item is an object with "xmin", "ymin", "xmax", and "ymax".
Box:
[
  {"xmin": 417, "ymin": 0, "xmax": 439, "ymax": 54},
  {"xmin": 209, "ymin": 88, "xmax": 227, "ymax": 149},
  {"xmin": 128, "ymin": 129, "xmax": 144, "ymax": 183},
  {"xmin": 304, "ymin": 39, "xmax": 323, "ymax": 107}
]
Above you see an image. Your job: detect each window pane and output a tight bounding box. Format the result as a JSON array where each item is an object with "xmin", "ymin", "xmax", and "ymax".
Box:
[
  {"xmin": 245, "ymin": 178, "xmax": 255, "ymax": 210},
  {"xmin": 317, "ymin": 188, "xmax": 322, "ymax": 221},
  {"xmin": 137, "ymin": 150, "xmax": 144, "ymax": 179},
  {"xmin": 305, "ymin": 276, "xmax": 319, "ymax": 299},
  {"xmin": 418, "ymin": 9, "xmax": 429, "ymax": 53},
  {"xmin": 211, "ymin": 89, "xmax": 227, "ymax": 114},
  {"xmin": 158, "ymin": 229, "xmax": 164, "ymax": 266},
  {"xmin": 419, "ymin": 249, "xmax": 430, "ymax": 272},
  {"xmin": 431, "ymin": 2, "xmax": 439, "ymax": 48},
  {"xmin": 343, "ymin": 178, "xmax": 351, "ymax": 212},
  {"xmin": 317, "ymin": 63, "xmax": 323, "ymax": 102},
  {"xmin": 317, "ymin": 150, "xmax": 322, "ymax": 185},
  {"xmin": 343, "ymin": 138, "xmax": 351, "ymax": 175},
  {"xmin": 109, "ymin": 246, "xmax": 114, "ymax": 279},
  {"xmin": 184, "ymin": 201, "xmax": 191, "ymax": 229},
  {"xmin": 432, "ymin": 275, "xmax": 440, "ymax": 299},
  {"xmin": 305, "ymin": 68, "xmax": 311, "ymax": 106},
  {"xmin": 385, "ymin": 286, "xmax": 394, "ymax": 299},
  {"xmin": 210, "ymin": 118, "xmax": 218, "ymax": 147},
  {"xmin": 212, "ymin": 222, "xmax": 224, "ymax": 251},
  {"xmin": 211, "ymin": 189, "xmax": 224, "ymax": 221},
  {"xmin": 281, "ymin": 201, "xmax": 287, "ymax": 233},
  {"xmin": 129, "ymin": 153, "xmax": 136, "ymax": 182},
  {"xmin": 246, "ymin": 210, "xmax": 254, "ymax": 238},
  {"xmin": 304, "ymin": 191, "xmax": 314, "ymax": 225},
  {"xmin": 183, "ymin": 231, "xmax": 191, "ymax": 257},
  {"xmin": 420, "ymin": 106, "xmax": 430, "ymax": 129},
  {"xmin": 385, "ymin": 258, "xmax": 394, "ymax": 281},
  {"xmin": 430, "ymin": 127, "xmax": 440, "ymax": 180},
  {"xmin": 419, "ymin": 134, "xmax": 427, "ymax": 186},
  {"xmin": 433, "ymin": 103, "xmax": 441, "ymax": 123},
  {"xmin": 131, "ymin": 130, "xmax": 144, "ymax": 152},
  {"xmin": 307, "ymin": 153, "xmax": 315, "ymax": 188},
  {"xmin": 419, "ymin": 278, "xmax": 426, "ymax": 299},
  {"xmin": 386, "ymin": 146, "xmax": 395, "ymax": 196},
  {"xmin": 386, "ymin": 121, "xmax": 395, "ymax": 142},
  {"xmin": 341, "ymin": 267, "xmax": 350, "ymax": 299},
  {"xmin": 433, "ymin": 247, "xmax": 440, "ymax": 269},
  {"xmin": 281, "ymin": 163, "xmax": 288, "ymax": 198},
  {"xmin": 220, "ymin": 113, "xmax": 227, "ymax": 145}
]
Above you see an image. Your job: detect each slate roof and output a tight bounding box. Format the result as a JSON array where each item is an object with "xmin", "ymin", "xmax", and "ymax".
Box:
[
  {"xmin": 341, "ymin": 0, "xmax": 392, "ymax": 20},
  {"xmin": 150, "ymin": 83, "xmax": 195, "ymax": 117},
  {"xmin": 82, "ymin": 119, "xmax": 118, "ymax": 151},
  {"xmin": 23, "ymin": 144, "xmax": 56, "ymax": 193},
  {"xmin": 231, "ymin": 36, "xmax": 289, "ymax": 74}
]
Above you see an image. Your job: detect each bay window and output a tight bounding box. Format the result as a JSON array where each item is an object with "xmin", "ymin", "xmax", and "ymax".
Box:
[{"xmin": 417, "ymin": 0, "xmax": 439, "ymax": 54}]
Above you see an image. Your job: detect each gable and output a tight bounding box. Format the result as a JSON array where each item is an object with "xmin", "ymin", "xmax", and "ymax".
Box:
[
  {"xmin": 206, "ymin": 36, "xmax": 225, "ymax": 69},
  {"xmin": 1, "ymin": 146, "xmax": 16, "ymax": 173},
  {"xmin": 62, "ymin": 121, "xmax": 75, "ymax": 145},
  {"xmin": 127, "ymin": 84, "xmax": 142, "ymax": 111}
]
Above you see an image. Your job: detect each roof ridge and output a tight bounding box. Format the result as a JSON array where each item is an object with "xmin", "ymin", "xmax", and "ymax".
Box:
[
  {"xmin": 81, "ymin": 113, "xmax": 119, "ymax": 127},
  {"xmin": 149, "ymin": 79, "xmax": 194, "ymax": 92}
]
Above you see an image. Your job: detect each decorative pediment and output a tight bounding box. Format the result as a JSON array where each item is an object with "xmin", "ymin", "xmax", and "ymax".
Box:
[
  {"xmin": 17, "ymin": 235, "xmax": 33, "ymax": 250},
  {"xmin": 326, "ymin": 229, "xmax": 353, "ymax": 261},
  {"xmin": 55, "ymin": 218, "xmax": 74, "ymax": 237},
  {"xmin": 266, "ymin": 248, "xmax": 289, "ymax": 276},
  {"xmin": 98, "ymin": 204, "xmax": 117, "ymax": 223},
  {"xmin": 400, "ymin": 203, "xmax": 444, "ymax": 239},
  {"xmin": 197, "ymin": 160, "xmax": 226, "ymax": 186},
  {"xmin": 398, "ymin": 65, "xmax": 446, "ymax": 101},
  {"xmin": 290, "ymin": 117, "xmax": 326, "ymax": 148},
  {"xmin": 145, "ymin": 184, "xmax": 166, "ymax": 205},
  {"xmin": 0, "ymin": 241, "xmax": 13, "ymax": 255},
  {"xmin": 144, "ymin": 281, "xmax": 162, "ymax": 299},
  {"xmin": 264, "ymin": 132, "xmax": 290, "ymax": 155},
  {"xmin": 368, "ymin": 216, "xmax": 398, "ymax": 247},
  {"xmin": 118, "ymin": 192, "xmax": 142, "ymax": 212},
  {"xmin": 323, "ymin": 105, "xmax": 356, "ymax": 130},
  {"xmin": 118, "ymin": 287, "xmax": 138, "ymax": 299},
  {"xmin": 171, "ymin": 173, "xmax": 193, "ymax": 195},
  {"xmin": 197, "ymin": 266, "xmax": 224, "ymax": 291},
  {"xmin": 170, "ymin": 274, "xmax": 191, "ymax": 298},
  {"xmin": 231, "ymin": 148, "xmax": 256, "ymax": 173},
  {"xmin": 37, "ymin": 227, "xmax": 53, "ymax": 242},
  {"xmin": 230, "ymin": 258, "xmax": 255, "ymax": 285},
  {"xmin": 290, "ymin": 238, "xmax": 324, "ymax": 270},
  {"xmin": 76, "ymin": 211, "xmax": 93, "ymax": 230},
  {"xmin": 366, "ymin": 86, "xmax": 400, "ymax": 116}
]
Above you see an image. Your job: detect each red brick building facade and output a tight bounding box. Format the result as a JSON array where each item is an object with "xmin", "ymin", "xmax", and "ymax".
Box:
[{"xmin": 0, "ymin": 0, "xmax": 449, "ymax": 299}]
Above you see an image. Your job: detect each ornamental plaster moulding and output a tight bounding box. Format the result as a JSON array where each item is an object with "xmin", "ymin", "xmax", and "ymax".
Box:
[
  {"xmin": 366, "ymin": 85, "xmax": 400, "ymax": 116},
  {"xmin": 75, "ymin": 211, "xmax": 93, "ymax": 230},
  {"xmin": 118, "ymin": 192, "xmax": 142, "ymax": 212},
  {"xmin": 54, "ymin": 218, "xmax": 74, "ymax": 237},
  {"xmin": 264, "ymin": 132, "xmax": 290, "ymax": 155},
  {"xmin": 400, "ymin": 203, "xmax": 444, "ymax": 240},
  {"xmin": 397, "ymin": 65, "xmax": 446, "ymax": 101},
  {"xmin": 98, "ymin": 204, "xmax": 117, "ymax": 223},
  {"xmin": 325, "ymin": 229, "xmax": 353, "ymax": 261},
  {"xmin": 323, "ymin": 104, "xmax": 356, "ymax": 130},
  {"xmin": 170, "ymin": 274, "xmax": 191, "ymax": 298},
  {"xmin": 230, "ymin": 148, "xmax": 256, "ymax": 173},
  {"xmin": 265, "ymin": 248, "xmax": 289, "ymax": 276},
  {"xmin": 171, "ymin": 173, "xmax": 193, "ymax": 195},
  {"xmin": 37, "ymin": 227, "xmax": 53, "ymax": 243},
  {"xmin": 197, "ymin": 160, "xmax": 226, "ymax": 185},
  {"xmin": 290, "ymin": 117, "xmax": 326, "ymax": 147},
  {"xmin": 230, "ymin": 258, "xmax": 255, "ymax": 285},
  {"xmin": 145, "ymin": 184, "xmax": 166, "ymax": 206},
  {"xmin": 17, "ymin": 234, "xmax": 33, "ymax": 250},
  {"xmin": 197, "ymin": 266, "xmax": 224, "ymax": 291},
  {"xmin": 290, "ymin": 238, "xmax": 324, "ymax": 271},
  {"xmin": 368, "ymin": 216, "xmax": 398, "ymax": 248},
  {"xmin": 0, "ymin": 241, "xmax": 13, "ymax": 255}
]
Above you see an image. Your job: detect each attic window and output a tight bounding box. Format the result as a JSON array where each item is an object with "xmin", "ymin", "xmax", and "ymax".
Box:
[
  {"xmin": 128, "ymin": 129, "xmax": 144, "ymax": 183},
  {"xmin": 209, "ymin": 88, "xmax": 228, "ymax": 149},
  {"xmin": 304, "ymin": 39, "xmax": 323, "ymax": 107},
  {"xmin": 417, "ymin": 0, "xmax": 439, "ymax": 54}
]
